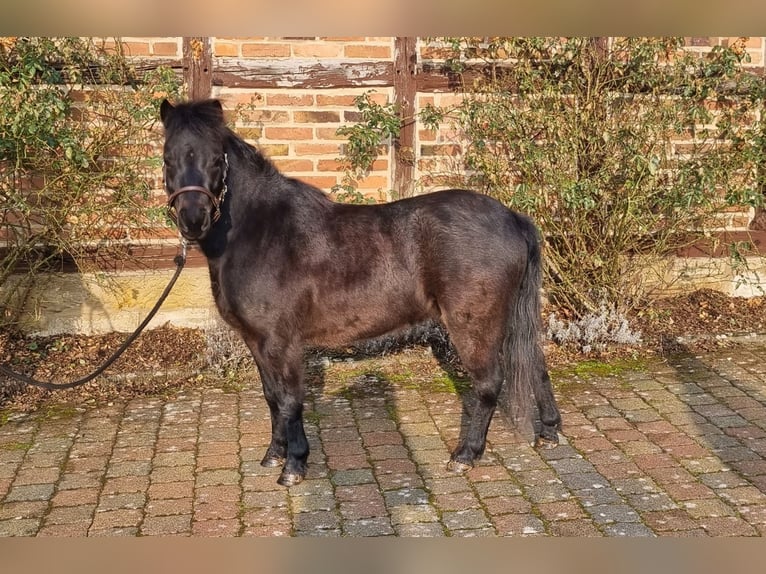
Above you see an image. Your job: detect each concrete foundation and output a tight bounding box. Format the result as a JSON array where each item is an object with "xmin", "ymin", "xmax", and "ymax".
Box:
[
  {"xmin": 9, "ymin": 266, "xmax": 218, "ymax": 336},
  {"xmin": 5, "ymin": 255, "xmax": 766, "ymax": 337}
]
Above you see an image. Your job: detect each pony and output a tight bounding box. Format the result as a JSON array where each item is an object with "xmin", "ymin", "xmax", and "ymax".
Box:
[{"xmin": 159, "ymin": 99, "xmax": 561, "ymax": 486}]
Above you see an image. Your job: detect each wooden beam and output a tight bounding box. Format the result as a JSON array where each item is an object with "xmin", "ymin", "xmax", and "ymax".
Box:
[
  {"xmin": 212, "ymin": 59, "xmax": 393, "ymax": 89},
  {"xmin": 183, "ymin": 37, "xmax": 212, "ymax": 100},
  {"xmin": 392, "ymin": 37, "xmax": 417, "ymax": 198}
]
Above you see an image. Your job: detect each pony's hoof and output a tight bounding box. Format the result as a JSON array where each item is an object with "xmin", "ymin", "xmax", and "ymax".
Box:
[
  {"xmin": 260, "ymin": 455, "xmax": 285, "ymax": 468},
  {"xmin": 534, "ymin": 434, "xmax": 559, "ymax": 450},
  {"xmin": 277, "ymin": 471, "xmax": 304, "ymax": 487},
  {"xmin": 446, "ymin": 459, "xmax": 473, "ymax": 473}
]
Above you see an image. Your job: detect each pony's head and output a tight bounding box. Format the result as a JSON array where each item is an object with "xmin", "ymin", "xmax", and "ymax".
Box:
[{"xmin": 160, "ymin": 99, "xmax": 229, "ymax": 241}]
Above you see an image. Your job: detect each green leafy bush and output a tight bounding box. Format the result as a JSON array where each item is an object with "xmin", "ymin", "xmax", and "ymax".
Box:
[
  {"xmin": 433, "ymin": 37, "xmax": 765, "ymax": 316},
  {"xmin": 339, "ymin": 37, "xmax": 766, "ymax": 319},
  {"xmin": 0, "ymin": 37, "xmax": 181, "ymax": 328}
]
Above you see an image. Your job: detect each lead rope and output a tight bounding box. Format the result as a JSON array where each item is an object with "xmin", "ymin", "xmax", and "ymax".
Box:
[{"xmin": 0, "ymin": 240, "xmax": 188, "ymax": 391}]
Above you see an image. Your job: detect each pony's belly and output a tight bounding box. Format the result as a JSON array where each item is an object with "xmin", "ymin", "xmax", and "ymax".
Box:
[{"xmin": 302, "ymin": 303, "xmax": 434, "ymax": 348}]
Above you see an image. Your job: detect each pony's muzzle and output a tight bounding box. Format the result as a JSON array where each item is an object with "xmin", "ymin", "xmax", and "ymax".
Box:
[
  {"xmin": 167, "ymin": 186, "xmax": 221, "ymax": 240},
  {"xmin": 176, "ymin": 203, "xmax": 211, "ymax": 240}
]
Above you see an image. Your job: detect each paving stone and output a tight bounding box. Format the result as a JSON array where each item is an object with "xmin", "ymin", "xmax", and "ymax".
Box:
[
  {"xmin": 330, "ymin": 469, "xmax": 375, "ymax": 486},
  {"xmin": 389, "ymin": 504, "xmax": 439, "ymax": 525},
  {"xmin": 602, "ymin": 523, "xmax": 656, "ymax": 537},
  {"xmin": 442, "ymin": 508, "xmax": 491, "ymax": 531},
  {"xmin": 588, "ymin": 503, "xmax": 641, "ymax": 524},
  {"xmin": 342, "ymin": 517, "xmax": 395, "ymax": 536},
  {"xmin": 4, "ymin": 483, "xmax": 55, "ymax": 502},
  {"xmin": 493, "ymin": 513, "xmax": 546, "ymax": 536},
  {"xmin": 383, "ymin": 488, "xmax": 429, "ymax": 506},
  {"xmin": 548, "ymin": 519, "xmax": 603, "ymax": 536},
  {"xmin": 3, "ymin": 342, "xmax": 766, "ymax": 538},
  {"xmin": 0, "ymin": 518, "xmax": 41, "ymax": 536},
  {"xmin": 191, "ymin": 518, "xmax": 242, "ymax": 537},
  {"xmin": 394, "ymin": 522, "xmax": 445, "ymax": 537},
  {"xmin": 44, "ymin": 504, "xmax": 97, "ymax": 525},
  {"xmin": 699, "ymin": 516, "xmax": 758, "ymax": 536},
  {"xmin": 293, "ymin": 510, "xmax": 340, "ymax": 532},
  {"xmin": 0, "ymin": 500, "xmax": 48, "ymax": 520}
]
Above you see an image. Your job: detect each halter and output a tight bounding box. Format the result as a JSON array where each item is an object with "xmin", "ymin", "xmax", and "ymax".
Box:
[{"xmin": 166, "ymin": 153, "xmax": 229, "ymax": 224}]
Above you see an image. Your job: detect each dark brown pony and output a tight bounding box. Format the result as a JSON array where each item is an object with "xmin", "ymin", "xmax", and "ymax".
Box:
[{"xmin": 160, "ymin": 99, "xmax": 561, "ymax": 486}]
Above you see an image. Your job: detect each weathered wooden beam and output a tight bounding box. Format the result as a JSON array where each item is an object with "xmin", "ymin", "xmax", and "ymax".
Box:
[
  {"xmin": 393, "ymin": 37, "xmax": 417, "ymax": 199},
  {"xmin": 183, "ymin": 37, "xmax": 212, "ymax": 100},
  {"xmin": 212, "ymin": 58, "xmax": 394, "ymax": 89}
]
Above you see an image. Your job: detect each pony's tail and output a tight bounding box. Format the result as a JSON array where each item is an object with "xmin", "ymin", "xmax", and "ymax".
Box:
[{"xmin": 501, "ymin": 216, "xmax": 549, "ymax": 436}]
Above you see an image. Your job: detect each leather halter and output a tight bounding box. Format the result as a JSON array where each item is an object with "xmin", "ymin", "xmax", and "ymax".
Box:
[
  {"xmin": 165, "ymin": 153, "xmax": 228, "ymax": 224},
  {"xmin": 167, "ymin": 185, "xmax": 223, "ymax": 223}
]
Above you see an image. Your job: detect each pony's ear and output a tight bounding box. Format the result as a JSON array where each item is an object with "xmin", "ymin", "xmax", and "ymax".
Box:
[
  {"xmin": 160, "ymin": 99, "xmax": 174, "ymax": 125},
  {"xmin": 203, "ymin": 99, "xmax": 224, "ymax": 121}
]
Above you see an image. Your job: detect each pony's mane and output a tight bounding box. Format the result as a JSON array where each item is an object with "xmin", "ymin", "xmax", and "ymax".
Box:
[{"xmin": 163, "ymin": 99, "xmax": 229, "ymax": 139}]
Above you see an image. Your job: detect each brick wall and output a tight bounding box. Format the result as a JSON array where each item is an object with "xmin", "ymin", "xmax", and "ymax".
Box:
[
  {"xmin": 111, "ymin": 36, "xmax": 766, "ymax": 213},
  {"xmin": 86, "ymin": 36, "xmax": 766, "ymax": 269},
  {"xmin": 6, "ymin": 36, "xmax": 766, "ymax": 334}
]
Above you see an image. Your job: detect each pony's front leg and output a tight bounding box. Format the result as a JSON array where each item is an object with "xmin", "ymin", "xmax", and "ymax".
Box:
[
  {"xmin": 255, "ymin": 364, "xmax": 287, "ymax": 468},
  {"xmin": 246, "ymin": 337, "xmax": 310, "ymax": 486},
  {"xmin": 275, "ymin": 386, "xmax": 309, "ymax": 487},
  {"xmin": 257, "ymin": 362, "xmax": 309, "ymax": 486}
]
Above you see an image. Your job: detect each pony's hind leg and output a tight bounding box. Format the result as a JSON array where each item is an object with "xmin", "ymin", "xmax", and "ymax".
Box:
[
  {"xmin": 446, "ymin": 357, "xmax": 504, "ymax": 473},
  {"xmin": 441, "ymin": 314, "xmax": 505, "ymax": 473},
  {"xmin": 532, "ymin": 362, "xmax": 561, "ymax": 449}
]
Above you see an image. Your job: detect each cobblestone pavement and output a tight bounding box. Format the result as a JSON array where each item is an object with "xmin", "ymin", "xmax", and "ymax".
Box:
[{"xmin": 2, "ymin": 341, "xmax": 766, "ymax": 537}]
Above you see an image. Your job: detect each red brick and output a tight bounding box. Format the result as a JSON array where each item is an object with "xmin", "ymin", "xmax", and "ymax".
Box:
[
  {"xmin": 594, "ymin": 462, "xmax": 642, "ymax": 480},
  {"xmin": 264, "ymin": 127, "xmax": 313, "ymax": 141},
  {"xmin": 292, "ymin": 44, "xmax": 343, "ymax": 58},
  {"xmin": 355, "ymin": 175, "xmax": 388, "ymax": 189},
  {"xmin": 317, "ymin": 94, "xmax": 357, "ymax": 106},
  {"xmin": 294, "ymin": 143, "xmax": 342, "ymax": 156},
  {"xmin": 152, "ymin": 42, "xmax": 179, "ymax": 56},
  {"xmin": 242, "ymin": 43, "xmax": 291, "ymax": 58},
  {"xmin": 121, "ymin": 41, "xmax": 151, "ymax": 56},
  {"xmin": 266, "ymin": 94, "xmax": 315, "ymax": 106},
  {"xmin": 260, "ymin": 144, "xmax": 290, "ymax": 157},
  {"xmin": 340, "ymin": 498, "xmax": 387, "ymax": 519},
  {"xmin": 344, "ymin": 45, "xmax": 391, "ymax": 59},
  {"xmin": 317, "ymin": 159, "xmax": 344, "ymax": 172},
  {"xmin": 294, "ymin": 111, "xmax": 341, "ymax": 123},
  {"xmin": 273, "ymin": 159, "xmax": 314, "ymax": 172},
  {"xmin": 90, "ymin": 509, "xmax": 142, "ymax": 529},
  {"xmin": 316, "ymin": 128, "xmax": 347, "ymax": 140},
  {"xmin": 213, "ymin": 41, "xmax": 239, "ymax": 57}
]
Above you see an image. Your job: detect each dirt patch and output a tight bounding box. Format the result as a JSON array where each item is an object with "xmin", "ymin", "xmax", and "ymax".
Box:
[
  {"xmin": 0, "ymin": 325, "xmax": 212, "ymax": 411},
  {"xmin": 2, "ymin": 288, "xmax": 765, "ymax": 412}
]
